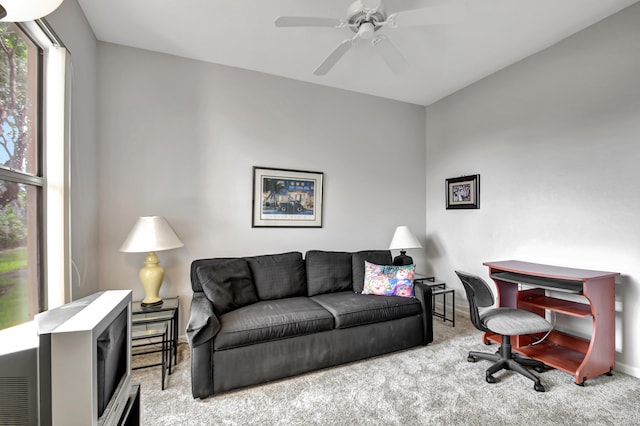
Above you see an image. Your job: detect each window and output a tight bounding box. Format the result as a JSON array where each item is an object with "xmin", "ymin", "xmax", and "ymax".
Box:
[{"xmin": 0, "ymin": 21, "xmax": 68, "ymax": 331}]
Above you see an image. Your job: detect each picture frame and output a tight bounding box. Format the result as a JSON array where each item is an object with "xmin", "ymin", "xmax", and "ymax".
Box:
[
  {"xmin": 252, "ymin": 166, "xmax": 324, "ymax": 228},
  {"xmin": 446, "ymin": 174, "xmax": 480, "ymax": 209}
]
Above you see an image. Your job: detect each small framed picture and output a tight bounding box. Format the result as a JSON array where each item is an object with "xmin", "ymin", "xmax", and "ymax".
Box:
[
  {"xmin": 252, "ymin": 166, "xmax": 324, "ymax": 228},
  {"xmin": 446, "ymin": 174, "xmax": 480, "ymax": 209}
]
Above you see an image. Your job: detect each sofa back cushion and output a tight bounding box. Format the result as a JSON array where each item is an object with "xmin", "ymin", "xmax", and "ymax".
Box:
[
  {"xmin": 246, "ymin": 252, "xmax": 306, "ymax": 300},
  {"xmin": 195, "ymin": 258, "xmax": 259, "ymax": 316},
  {"xmin": 305, "ymin": 250, "xmax": 353, "ymax": 296},
  {"xmin": 191, "ymin": 258, "xmax": 213, "ymax": 293},
  {"xmin": 351, "ymin": 250, "xmax": 393, "ymax": 293}
]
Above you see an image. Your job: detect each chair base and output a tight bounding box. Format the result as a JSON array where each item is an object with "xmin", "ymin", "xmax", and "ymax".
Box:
[{"xmin": 467, "ymin": 335, "xmax": 547, "ymax": 392}]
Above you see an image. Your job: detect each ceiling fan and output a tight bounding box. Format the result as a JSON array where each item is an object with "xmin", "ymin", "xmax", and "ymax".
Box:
[{"xmin": 274, "ymin": 0, "xmax": 461, "ymax": 76}]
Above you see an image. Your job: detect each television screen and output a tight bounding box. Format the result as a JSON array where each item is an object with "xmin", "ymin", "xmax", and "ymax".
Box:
[{"xmin": 97, "ymin": 307, "xmax": 128, "ymax": 418}]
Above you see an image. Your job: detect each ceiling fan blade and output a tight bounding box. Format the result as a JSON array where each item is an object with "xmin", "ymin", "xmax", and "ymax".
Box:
[
  {"xmin": 313, "ymin": 38, "xmax": 355, "ymax": 76},
  {"xmin": 388, "ymin": 2, "xmax": 464, "ymax": 27},
  {"xmin": 372, "ymin": 35, "xmax": 407, "ymax": 74},
  {"xmin": 274, "ymin": 16, "xmax": 343, "ymax": 28},
  {"xmin": 361, "ymin": 0, "xmax": 382, "ymax": 12}
]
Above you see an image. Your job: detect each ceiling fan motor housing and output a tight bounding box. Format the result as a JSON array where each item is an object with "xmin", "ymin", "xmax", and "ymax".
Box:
[{"xmin": 347, "ymin": 0, "xmax": 386, "ymax": 35}]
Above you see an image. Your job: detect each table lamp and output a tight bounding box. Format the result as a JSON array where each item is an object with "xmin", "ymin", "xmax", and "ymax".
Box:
[
  {"xmin": 120, "ymin": 216, "xmax": 184, "ymax": 307},
  {"xmin": 389, "ymin": 225, "xmax": 422, "ymax": 266}
]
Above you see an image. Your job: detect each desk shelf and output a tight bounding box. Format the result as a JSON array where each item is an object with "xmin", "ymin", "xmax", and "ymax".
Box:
[
  {"xmin": 518, "ymin": 291, "xmax": 592, "ymax": 318},
  {"xmin": 485, "ymin": 330, "xmax": 589, "ymax": 376}
]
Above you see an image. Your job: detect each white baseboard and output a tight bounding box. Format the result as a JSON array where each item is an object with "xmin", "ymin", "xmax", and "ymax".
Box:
[{"xmin": 614, "ymin": 361, "xmax": 640, "ymax": 378}]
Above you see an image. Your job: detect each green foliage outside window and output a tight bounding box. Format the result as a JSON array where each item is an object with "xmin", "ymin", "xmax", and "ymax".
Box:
[{"xmin": 0, "ymin": 22, "xmax": 36, "ymax": 330}]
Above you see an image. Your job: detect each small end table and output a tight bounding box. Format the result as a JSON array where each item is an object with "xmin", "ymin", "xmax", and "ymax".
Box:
[
  {"xmin": 131, "ymin": 297, "xmax": 179, "ymax": 389},
  {"xmin": 415, "ymin": 274, "xmax": 455, "ymax": 327},
  {"xmin": 132, "ymin": 322, "xmax": 169, "ymax": 389},
  {"xmin": 132, "ymin": 297, "xmax": 179, "ymax": 366}
]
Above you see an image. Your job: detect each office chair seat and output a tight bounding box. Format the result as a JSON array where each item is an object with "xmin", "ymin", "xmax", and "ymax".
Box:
[
  {"xmin": 455, "ymin": 270, "xmax": 552, "ymax": 392},
  {"xmin": 480, "ymin": 308, "xmax": 552, "ymax": 336}
]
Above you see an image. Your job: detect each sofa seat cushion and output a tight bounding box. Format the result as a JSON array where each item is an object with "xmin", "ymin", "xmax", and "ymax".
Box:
[
  {"xmin": 214, "ymin": 297, "xmax": 334, "ymax": 350},
  {"xmin": 311, "ymin": 291, "xmax": 422, "ymax": 329}
]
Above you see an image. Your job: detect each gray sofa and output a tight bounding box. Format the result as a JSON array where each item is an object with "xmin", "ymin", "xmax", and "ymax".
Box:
[{"xmin": 186, "ymin": 249, "xmax": 433, "ymax": 398}]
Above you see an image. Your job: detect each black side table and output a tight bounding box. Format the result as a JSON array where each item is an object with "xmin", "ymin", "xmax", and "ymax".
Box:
[
  {"xmin": 132, "ymin": 322, "xmax": 169, "ymax": 389},
  {"xmin": 414, "ymin": 275, "xmax": 455, "ymax": 327},
  {"xmin": 132, "ymin": 297, "xmax": 179, "ymax": 372}
]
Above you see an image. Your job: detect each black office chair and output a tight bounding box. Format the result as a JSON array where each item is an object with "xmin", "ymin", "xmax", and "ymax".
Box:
[{"xmin": 455, "ymin": 270, "xmax": 552, "ymax": 392}]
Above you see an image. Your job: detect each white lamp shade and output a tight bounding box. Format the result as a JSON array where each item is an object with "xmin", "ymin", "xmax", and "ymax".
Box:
[
  {"xmin": 389, "ymin": 226, "xmax": 422, "ymax": 250},
  {"xmin": 0, "ymin": 0, "xmax": 64, "ymax": 22},
  {"xmin": 120, "ymin": 216, "xmax": 184, "ymax": 253}
]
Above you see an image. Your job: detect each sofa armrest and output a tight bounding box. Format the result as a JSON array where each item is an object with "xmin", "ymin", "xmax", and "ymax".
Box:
[
  {"xmin": 413, "ymin": 281, "xmax": 434, "ymax": 344},
  {"xmin": 186, "ymin": 291, "xmax": 221, "ymax": 348},
  {"xmin": 187, "ymin": 291, "xmax": 220, "ymax": 398}
]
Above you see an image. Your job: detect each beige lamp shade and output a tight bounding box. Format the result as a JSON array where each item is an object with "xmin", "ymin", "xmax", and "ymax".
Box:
[
  {"xmin": 0, "ymin": 0, "xmax": 64, "ymax": 21},
  {"xmin": 389, "ymin": 225, "xmax": 422, "ymax": 266},
  {"xmin": 120, "ymin": 216, "xmax": 184, "ymax": 253},
  {"xmin": 389, "ymin": 225, "xmax": 422, "ymax": 250},
  {"xmin": 120, "ymin": 216, "xmax": 183, "ymax": 306}
]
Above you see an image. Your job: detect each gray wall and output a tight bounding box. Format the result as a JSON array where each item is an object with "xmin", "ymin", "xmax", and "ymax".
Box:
[
  {"xmin": 95, "ymin": 43, "xmax": 427, "ymax": 332},
  {"xmin": 48, "ymin": 0, "xmax": 640, "ymax": 378},
  {"xmin": 425, "ymin": 4, "xmax": 640, "ymax": 376},
  {"xmin": 47, "ymin": 0, "xmax": 99, "ymax": 299}
]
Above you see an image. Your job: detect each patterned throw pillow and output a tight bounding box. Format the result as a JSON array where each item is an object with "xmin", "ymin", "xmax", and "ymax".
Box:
[{"xmin": 362, "ymin": 261, "xmax": 415, "ymax": 297}]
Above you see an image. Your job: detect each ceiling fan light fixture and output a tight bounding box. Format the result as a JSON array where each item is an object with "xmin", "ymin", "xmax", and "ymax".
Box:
[
  {"xmin": 275, "ymin": 0, "xmax": 458, "ymax": 76},
  {"xmin": 0, "ymin": 0, "xmax": 64, "ymax": 22},
  {"xmin": 357, "ymin": 22, "xmax": 375, "ymax": 39}
]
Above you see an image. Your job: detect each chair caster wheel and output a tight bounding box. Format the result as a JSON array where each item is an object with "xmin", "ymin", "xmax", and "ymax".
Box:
[
  {"xmin": 467, "ymin": 355, "xmax": 476, "ymax": 363},
  {"xmin": 486, "ymin": 374, "xmax": 496, "ymax": 384},
  {"xmin": 534, "ymin": 382, "xmax": 545, "ymax": 392}
]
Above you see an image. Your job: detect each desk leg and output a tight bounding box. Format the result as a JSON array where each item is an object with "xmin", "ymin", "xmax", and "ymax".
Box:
[{"xmin": 577, "ymin": 278, "xmax": 616, "ymax": 384}]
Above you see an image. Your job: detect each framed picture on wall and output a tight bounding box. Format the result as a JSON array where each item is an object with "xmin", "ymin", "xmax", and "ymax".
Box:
[
  {"xmin": 252, "ymin": 166, "xmax": 324, "ymax": 227},
  {"xmin": 446, "ymin": 174, "xmax": 480, "ymax": 209}
]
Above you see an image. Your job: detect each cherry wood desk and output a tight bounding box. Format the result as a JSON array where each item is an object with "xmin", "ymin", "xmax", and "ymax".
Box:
[{"xmin": 483, "ymin": 260, "xmax": 619, "ymax": 385}]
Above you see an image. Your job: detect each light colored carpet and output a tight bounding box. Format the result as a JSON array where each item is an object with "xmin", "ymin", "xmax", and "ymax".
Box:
[{"xmin": 132, "ymin": 316, "xmax": 640, "ymax": 425}]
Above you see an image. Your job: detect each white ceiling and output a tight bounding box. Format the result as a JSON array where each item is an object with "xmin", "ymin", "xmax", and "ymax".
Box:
[{"xmin": 76, "ymin": 0, "xmax": 638, "ymax": 106}]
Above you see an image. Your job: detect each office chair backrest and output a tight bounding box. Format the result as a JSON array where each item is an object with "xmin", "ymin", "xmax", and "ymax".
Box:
[{"xmin": 455, "ymin": 271, "xmax": 495, "ymax": 333}]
